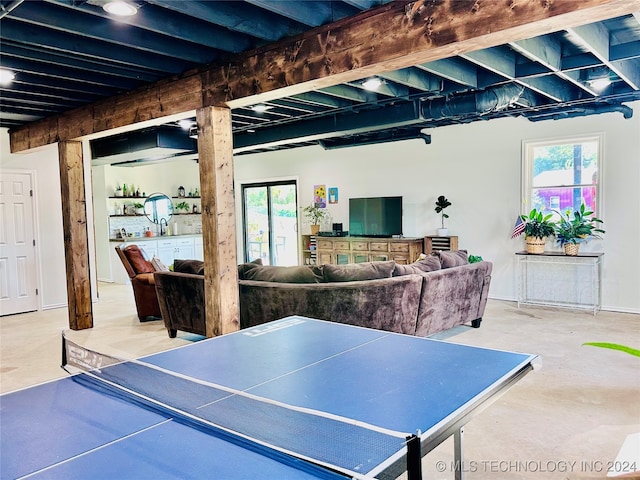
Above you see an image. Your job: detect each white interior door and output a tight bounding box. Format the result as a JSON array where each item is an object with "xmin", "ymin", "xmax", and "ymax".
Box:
[{"xmin": 0, "ymin": 172, "xmax": 38, "ymax": 316}]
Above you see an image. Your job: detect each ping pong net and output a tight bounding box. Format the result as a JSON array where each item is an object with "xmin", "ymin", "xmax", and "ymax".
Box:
[{"xmin": 62, "ymin": 334, "xmax": 422, "ymax": 480}]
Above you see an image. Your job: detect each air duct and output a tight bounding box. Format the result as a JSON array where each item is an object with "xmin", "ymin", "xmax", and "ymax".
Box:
[
  {"xmin": 90, "ymin": 126, "xmax": 196, "ymax": 166},
  {"xmin": 421, "ymin": 83, "xmax": 525, "ymax": 120},
  {"xmin": 527, "ymin": 104, "xmax": 633, "ymax": 122}
]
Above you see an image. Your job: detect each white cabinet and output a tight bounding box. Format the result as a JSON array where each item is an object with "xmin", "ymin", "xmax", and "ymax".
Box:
[{"xmin": 157, "ymin": 237, "xmax": 198, "ymax": 266}]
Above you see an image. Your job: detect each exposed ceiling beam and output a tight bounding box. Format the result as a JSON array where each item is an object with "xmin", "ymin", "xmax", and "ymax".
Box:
[{"xmin": 10, "ymin": 0, "xmax": 640, "ymax": 153}]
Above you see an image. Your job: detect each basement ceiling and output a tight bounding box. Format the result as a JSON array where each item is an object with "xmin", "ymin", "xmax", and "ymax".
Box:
[{"xmin": 1, "ymin": 0, "xmax": 640, "ymax": 161}]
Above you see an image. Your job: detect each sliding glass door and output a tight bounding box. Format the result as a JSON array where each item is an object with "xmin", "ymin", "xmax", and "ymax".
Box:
[{"xmin": 242, "ymin": 181, "xmax": 298, "ymax": 266}]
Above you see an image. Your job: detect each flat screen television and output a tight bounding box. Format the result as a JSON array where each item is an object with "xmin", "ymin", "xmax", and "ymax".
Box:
[{"xmin": 349, "ymin": 196, "xmax": 402, "ymax": 237}]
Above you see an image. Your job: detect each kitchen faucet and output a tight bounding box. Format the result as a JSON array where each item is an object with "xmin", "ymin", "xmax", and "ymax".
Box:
[{"xmin": 159, "ymin": 218, "xmax": 168, "ymax": 236}]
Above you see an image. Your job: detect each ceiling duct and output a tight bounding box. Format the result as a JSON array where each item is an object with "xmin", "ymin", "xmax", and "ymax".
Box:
[
  {"xmin": 526, "ymin": 103, "xmax": 633, "ymax": 122},
  {"xmin": 421, "ymin": 83, "xmax": 525, "ymax": 120},
  {"xmin": 319, "ymin": 127, "xmax": 431, "ymax": 150},
  {"xmin": 91, "ymin": 127, "xmax": 197, "ymax": 166}
]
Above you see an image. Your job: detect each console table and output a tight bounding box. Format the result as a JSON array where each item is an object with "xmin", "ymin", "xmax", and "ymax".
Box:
[{"xmin": 515, "ymin": 251, "xmax": 603, "ymax": 314}]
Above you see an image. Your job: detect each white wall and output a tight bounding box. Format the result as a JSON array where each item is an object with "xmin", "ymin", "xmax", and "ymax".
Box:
[
  {"xmin": 3, "ymin": 101, "xmax": 639, "ymax": 313},
  {"xmin": 0, "ymin": 131, "xmax": 68, "ymax": 309},
  {"xmin": 234, "ymin": 102, "xmax": 640, "ymax": 313}
]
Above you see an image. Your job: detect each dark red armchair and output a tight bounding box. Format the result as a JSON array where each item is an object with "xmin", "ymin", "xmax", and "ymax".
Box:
[{"xmin": 115, "ymin": 245, "xmax": 162, "ymax": 321}]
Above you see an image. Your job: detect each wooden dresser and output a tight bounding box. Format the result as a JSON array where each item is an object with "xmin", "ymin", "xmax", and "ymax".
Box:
[{"xmin": 315, "ymin": 236, "xmax": 423, "ymax": 265}]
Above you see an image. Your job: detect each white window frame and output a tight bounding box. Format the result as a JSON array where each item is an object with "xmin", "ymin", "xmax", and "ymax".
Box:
[{"xmin": 522, "ymin": 133, "xmax": 604, "ymax": 218}]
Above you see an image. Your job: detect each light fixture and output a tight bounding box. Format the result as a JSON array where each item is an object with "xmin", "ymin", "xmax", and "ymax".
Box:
[
  {"xmin": 0, "ymin": 69, "xmax": 16, "ymax": 85},
  {"xmin": 361, "ymin": 77, "xmax": 384, "ymax": 91},
  {"xmin": 178, "ymin": 119, "xmax": 194, "ymax": 130},
  {"xmin": 103, "ymin": 1, "xmax": 137, "ymax": 16},
  {"xmin": 585, "ymin": 67, "xmax": 611, "ymax": 92},
  {"xmin": 588, "ymin": 77, "xmax": 611, "ymax": 91},
  {"xmin": 250, "ymin": 104, "xmax": 272, "ymax": 113}
]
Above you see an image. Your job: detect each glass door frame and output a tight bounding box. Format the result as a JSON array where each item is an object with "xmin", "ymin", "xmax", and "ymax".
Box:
[{"xmin": 241, "ymin": 179, "xmax": 299, "ymax": 265}]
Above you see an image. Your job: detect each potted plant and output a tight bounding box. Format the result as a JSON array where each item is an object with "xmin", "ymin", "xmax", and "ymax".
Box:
[
  {"xmin": 303, "ymin": 203, "xmax": 326, "ymax": 235},
  {"xmin": 520, "ymin": 208, "xmax": 555, "ymax": 254},
  {"xmin": 132, "ymin": 202, "xmax": 144, "ymax": 215},
  {"xmin": 434, "ymin": 195, "xmax": 451, "ymax": 236},
  {"xmin": 555, "ymin": 203, "xmax": 605, "ymax": 255},
  {"xmin": 175, "ymin": 201, "xmax": 190, "ymax": 213}
]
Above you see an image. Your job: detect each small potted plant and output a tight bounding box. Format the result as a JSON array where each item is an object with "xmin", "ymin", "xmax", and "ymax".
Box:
[
  {"xmin": 434, "ymin": 195, "xmax": 451, "ymax": 236},
  {"xmin": 555, "ymin": 203, "xmax": 604, "ymax": 255},
  {"xmin": 520, "ymin": 208, "xmax": 555, "ymax": 254},
  {"xmin": 132, "ymin": 202, "xmax": 144, "ymax": 215},
  {"xmin": 175, "ymin": 201, "xmax": 190, "ymax": 213},
  {"xmin": 303, "ymin": 203, "xmax": 326, "ymax": 235}
]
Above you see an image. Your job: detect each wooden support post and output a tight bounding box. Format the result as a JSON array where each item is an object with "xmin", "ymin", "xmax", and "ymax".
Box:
[
  {"xmin": 196, "ymin": 106, "xmax": 239, "ymax": 337},
  {"xmin": 58, "ymin": 140, "xmax": 93, "ymax": 330}
]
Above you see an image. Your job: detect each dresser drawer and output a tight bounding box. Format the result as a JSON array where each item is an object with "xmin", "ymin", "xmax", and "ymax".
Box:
[
  {"xmin": 389, "ymin": 242, "xmax": 409, "ymax": 253},
  {"xmin": 317, "ymin": 240, "xmax": 334, "ymax": 250},
  {"xmin": 351, "ymin": 242, "xmax": 369, "ymax": 251},
  {"xmin": 370, "ymin": 242, "xmax": 389, "ymax": 252},
  {"xmin": 334, "ymin": 242, "xmax": 350, "ymax": 251}
]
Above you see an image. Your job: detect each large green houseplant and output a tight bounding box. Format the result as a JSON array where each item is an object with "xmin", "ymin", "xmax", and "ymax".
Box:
[
  {"xmin": 520, "ymin": 208, "xmax": 555, "ymax": 254},
  {"xmin": 555, "ymin": 203, "xmax": 605, "ymax": 255}
]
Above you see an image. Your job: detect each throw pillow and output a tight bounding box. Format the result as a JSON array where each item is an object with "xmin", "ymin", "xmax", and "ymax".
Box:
[
  {"xmin": 173, "ymin": 259, "xmax": 205, "ymax": 275},
  {"xmin": 123, "ymin": 245, "xmax": 154, "ymax": 274},
  {"xmin": 151, "ymin": 256, "xmax": 169, "ymax": 272},
  {"xmin": 323, "ymin": 260, "xmax": 396, "ymax": 282},
  {"xmin": 242, "ymin": 264, "xmax": 324, "ymax": 283},
  {"xmin": 237, "ymin": 258, "xmax": 263, "ymax": 279},
  {"xmin": 393, "ymin": 255, "xmax": 441, "ymax": 276},
  {"xmin": 437, "ymin": 250, "xmax": 469, "ymax": 269}
]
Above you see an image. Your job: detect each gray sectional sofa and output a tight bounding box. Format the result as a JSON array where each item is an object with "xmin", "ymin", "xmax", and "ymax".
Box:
[{"xmin": 154, "ymin": 250, "xmax": 492, "ymax": 339}]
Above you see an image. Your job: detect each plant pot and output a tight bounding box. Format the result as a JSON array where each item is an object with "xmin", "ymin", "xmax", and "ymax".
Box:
[
  {"xmin": 310, "ymin": 224, "xmax": 320, "ymax": 235},
  {"xmin": 525, "ymin": 236, "xmax": 546, "ymax": 254},
  {"xmin": 564, "ymin": 243, "xmax": 580, "ymax": 256},
  {"xmin": 437, "ymin": 228, "xmax": 449, "ymax": 236}
]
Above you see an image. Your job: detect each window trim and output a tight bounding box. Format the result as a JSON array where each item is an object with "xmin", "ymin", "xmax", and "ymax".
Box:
[{"xmin": 521, "ymin": 132, "xmax": 604, "ymax": 218}]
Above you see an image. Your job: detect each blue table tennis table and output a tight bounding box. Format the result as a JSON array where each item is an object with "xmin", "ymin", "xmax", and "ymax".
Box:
[{"xmin": 1, "ymin": 316, "xmax": 537, "ymax": 479}]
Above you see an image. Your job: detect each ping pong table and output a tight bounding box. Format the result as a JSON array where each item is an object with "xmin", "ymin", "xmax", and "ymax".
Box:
[{"xmin": 1, "ymin": 316, "xmax": 537, "ymax": 479}]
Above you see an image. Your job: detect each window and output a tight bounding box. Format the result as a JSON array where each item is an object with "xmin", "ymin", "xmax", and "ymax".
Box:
[{"xmin": 523, "ymin": 134, "xmax": 602, "ymax": 218}]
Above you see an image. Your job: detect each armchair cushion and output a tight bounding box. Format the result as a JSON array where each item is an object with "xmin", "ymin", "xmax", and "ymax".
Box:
[{"xmin": 123, "ymin": 245, "xmax": 154, "ymax": 274}]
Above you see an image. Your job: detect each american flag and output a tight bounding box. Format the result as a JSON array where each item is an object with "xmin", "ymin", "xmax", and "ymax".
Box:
[{"xmin": 511, "ymin": 216, "xmax": 525, "ymax": 239}]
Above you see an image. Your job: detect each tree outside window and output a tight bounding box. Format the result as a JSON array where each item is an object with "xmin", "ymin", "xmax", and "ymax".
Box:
[{"xmin": 523, "ymin": 135, "xmax": 601, "ymax": 219}]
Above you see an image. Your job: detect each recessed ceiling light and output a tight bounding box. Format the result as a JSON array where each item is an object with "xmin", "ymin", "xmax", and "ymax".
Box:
[
  {"xmin": 103, "ymin": 1, "xmax": 137, "ymax": 16},
  {"xmin": 362, "ymin": 77, "xmax": 383, "ymax": 91},
  {"xmin": 251, "ymin": 104, "xmax": 272, "ymax": 113},
  {"xmin": 0, "ymin": 69, "xmax": 16, "ymax": 85}
]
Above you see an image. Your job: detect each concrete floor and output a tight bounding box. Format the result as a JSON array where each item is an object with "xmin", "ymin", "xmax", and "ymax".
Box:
[{"xmin": 1, "ymin": 282, "xmax": 638, "ymax": 479}]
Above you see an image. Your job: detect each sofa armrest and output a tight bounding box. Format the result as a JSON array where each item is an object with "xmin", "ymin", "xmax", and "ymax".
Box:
[
  {"xmin": 239, "ymin": 274, "xmax": 423, "ymax": 334},
  {"xmin": 414, "ymin": 261, "xmax": 492, "ymax": 337},
  {"xmin": 154, "ymin": 271, "xmax": 206, "ymax": 337}
]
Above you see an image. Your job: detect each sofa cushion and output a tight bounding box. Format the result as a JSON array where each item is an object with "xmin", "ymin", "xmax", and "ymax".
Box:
[
  {"xmin": 237, "ymin": 258, "xmax": 263, "ymax": 278},
  {"xmin": 393, "ymin": 255, "xmax": 441, "ymax": 276},
  {"xmin": 323, "ymin": 261, "xmax": 395, "ymax": 282},
  {"xmin": 437, "ymin": 250, "xmax": 469, "ymax": 269},
  {"xmin": 173, "ymin": 259, "xmax": 205, "ymax": 275},
  {"xmin": 242, "ymin": 264, "xmax": 325, "ymax": 283},
  {"xmin": 123, "ymin": 245, "xmax": 154, "ymax": 274}
]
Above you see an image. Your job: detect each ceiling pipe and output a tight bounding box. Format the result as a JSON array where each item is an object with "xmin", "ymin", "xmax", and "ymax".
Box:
[
  {"xmin": 526, "ymin": 104, "xmax": 633, "ymax": 122},
  {"xmin": 420, "ymin": 83, "xmax": 525, "ymax": 120}
]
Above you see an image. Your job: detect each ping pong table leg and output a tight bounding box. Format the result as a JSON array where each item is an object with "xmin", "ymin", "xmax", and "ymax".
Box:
[{"xmin": 454, "ymin": 426, "xmax": 464, "ymax": 480}]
